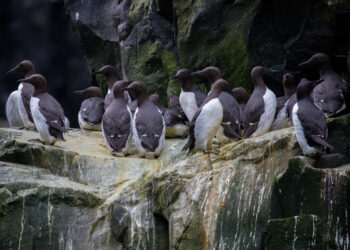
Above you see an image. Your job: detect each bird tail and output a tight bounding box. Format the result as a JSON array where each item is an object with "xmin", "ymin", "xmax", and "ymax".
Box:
[
  {"xmin": 182, "ymin": 128, "xmax": 195, "ymax": 152},
  {"xmin": 310, "ymin": 135, "xmax": 334, "ymax": 150}
]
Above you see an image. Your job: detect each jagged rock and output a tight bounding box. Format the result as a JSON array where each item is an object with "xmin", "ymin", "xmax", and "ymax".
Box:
[
  {"xmin": 0, "ymin": 114, "xmax": 349, "ymax": 249},
  {"xmin": 64, "ymin": 0, "xmax": 350, "ymax": 102}
]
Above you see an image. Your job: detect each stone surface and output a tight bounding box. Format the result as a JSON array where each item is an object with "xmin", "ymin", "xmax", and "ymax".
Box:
[
  {"xmin": 0, "ymin": 114, "xmax": 349, "ymax": 249},
  {"xmin": 63, "ymin": 0, "xmax": 350, "ymax": 102}
]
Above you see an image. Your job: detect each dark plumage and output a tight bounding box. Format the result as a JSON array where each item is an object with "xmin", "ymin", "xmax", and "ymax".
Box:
[
  {"xmin": 292, "ymin": 78, "xmax": 334, "ymax": 155},
  {"xmin": 243, "ymin": 66, "xmax": 277, "ymax": 138},
  {"xmin": 75, "ymin": 86, "xmax": 104, "ymax": 131},
  {"xmin": 94, "ymin": 65, "xmax": 119, "ymax": 110},
  {"xmin": 102, "ymin": 81, "xmax": 132, "ymax": 155},
  {"xmin": 232, "ymin": 87, "xmax": 249, "ymax": 129},
  {"xmin": 192, "ymin": 66, "xmax": 241, "ymax": 141},
  {"xmin": 298, "ymin": 53, "xmax": 348, "ymax": 116},
  {"xmin": 183, "ymin": 79, "xmax": 232, "ymax": 152},
  {"xmin": 123, "ymin": 81, "xmax": 165, "ymax": 158},
  {"xmin": 149, "ymin": 93, "xmax": 165, "ymax": 114},
  {"xmin": 164, "ymin": 94, "xmax": 189, "ymax": 138},
  {"xmin": 18, "ymin": 74, "xmax": 65, "ymax": 144}
]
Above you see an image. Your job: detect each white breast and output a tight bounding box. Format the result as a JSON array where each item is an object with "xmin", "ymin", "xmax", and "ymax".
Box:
[
  {"xmin": 5, "ymin": 90, "xmax": 23, "ymax": 127},
  {"xmin": 17, "ymin": 84, "xmax": 35, "ymax": 129},
  {"xmin": 270, "ymin": 100, "xmax": 290, "ymax": 131},
  {"xmin": 30, "ymin": 97, "xmax": 55, "ymax": 143},
  {"xmin": 194, "ymin": 98, "xmax": 223, "ymax": 151},
  {"xmin": 292, "ymin": 103, "xmax": 316, "ymax": 155},
  {"xmin": 179, "ymin": 89, "xmax": 198, "ymax": 122},
  {"xmin": 252, "ymin": 88, "xmax": 276, "ymax": 137}
]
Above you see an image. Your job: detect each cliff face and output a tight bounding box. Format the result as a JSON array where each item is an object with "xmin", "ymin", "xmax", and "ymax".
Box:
[
  {"xmin": 0, "ymin": 114, "xmax": 349, "ymax": 249},
  {"xmin": 63, "ymin": 0, "xmax": 350, "ymax": 103}
]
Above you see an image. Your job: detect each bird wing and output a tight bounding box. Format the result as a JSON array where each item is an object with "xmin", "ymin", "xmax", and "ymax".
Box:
[
  {"xmin": 243, "ymin": 93, "xmax": 265, "ymax": 138},
  {"xmin": 219, "ymin": 92, "xmax": 241, "ymax": 139},
  {"xmin": 297, "ymin": 101, "xmax": 331, "ymax": 149},
  {"xmin": 81, "ymin": 98, "xmax": 104, "ymax": 125}
]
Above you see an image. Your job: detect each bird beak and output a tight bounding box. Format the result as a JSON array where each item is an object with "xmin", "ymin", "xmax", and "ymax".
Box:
[
  {"xmin": 172, "ymin": 74, "xmax": 178, "ymax": 79},
  {"xmin": 6, "ymin": 68, "xmax": 16, "ymax": 76},
  {"xmin": 298, "ymin": 61, "xmax": 309, "ymax": 69},
  {"xmin": 191, "ymin": 71, "xmax": 201, "ymax": 76},
  {"xmin": 120, "ymin": 87, "xmax": 129, "ymax": 91},
  {"xmin": 73, "ymin": 90, "xmax": 84, "ymax": 95},
  {"xmin": 16, "ymin": 78, "xmax": 26, "ymax": 83},
  {"xmin": 93, "ymin": 70, "xmax": 102, "ymax": 76},
  {"xmin": 268, "ymin": 69, "xmax": 280, "ymax": 73}
]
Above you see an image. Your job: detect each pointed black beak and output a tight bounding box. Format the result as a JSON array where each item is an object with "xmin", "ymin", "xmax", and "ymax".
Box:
[
  {"xmin": 268, "ymin": 69, "xmax": 281, "ymax": 73},
  {"xmin": 16, "ymin": 78, "xmax": 26, "ymax": 83},
  {"xmin": 191, "ymin": 71, "xmax": 201, "ymax": 77},
  {"xmin": 73, "ymin": 90, "xmax": 84, "ymax": 95},
  {"xmin": 172, "ymin": 74, "xmax": 178, "ymax": 79},
  {"xmin": 120, "ymin": 87, "xmax": 129, "ymax": 91},
  {"xmin": 6, "ymin": 68, "xmax": 16, "ymax": 76},
  {"xmin": 93, "ymin": 70, "xmax": 102, "ymax": 76},
  {"xmin": 298, "ymin": 61, "xmax": 308, "ymax": 69}
]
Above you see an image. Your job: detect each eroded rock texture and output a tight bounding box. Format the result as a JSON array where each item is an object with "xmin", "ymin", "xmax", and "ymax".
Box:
[
  {"xmin": 64, "ymin": 0, "xmax": 350, "ymax": 102},
  {"xmin": 0, "ymin": 114, "xmax": 349, "ymax": 249}
]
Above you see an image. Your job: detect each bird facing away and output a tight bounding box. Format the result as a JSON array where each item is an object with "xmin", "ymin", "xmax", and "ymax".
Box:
[
  {"xmin": 182, "ymin": 79, "xmax": 232, "ymax": 152},
  {"xmin": 102, "ymin": 81, "xmax": 132, "ymax": 156},
  {"xmin": 292, "ymin": 78, "xmax": 334, "ymax": 156},
  {"xmin": 270, "ymin": 73, "xmax": 298, "ymax": 131},
  {"xmin": 164, "ymin": 93, "xmax": 189, "ymax": 138},
  {"xmin": 18, "ymin": 74, "xmax": 66, "ymax": 145},
  {"xmin": 75, "ymin": 86, "xmax": 104, "ymax": 131},
  {"xmin": 122, "ymin": 81, "xmax": 165, "ymax": 158},
  {"xmin": 148, "ymin": 93, "xmax": 165, "ymax": 114},
  {"xmin": 173, "ymin": 69, "xmax": 206, "ymax": 122},
  {"xmin": 192, "ymin": 66, "xmax": 241, "ymax": 142},
  {"xmin": 298, "ymin": 53, "xmax": 348, "ymax": 117},
  {"xmin": 6, "ymin": 60, "xmax": 35, "ymax": 128},
  {"xmin": 232, "ymin": 87, "xmax": 249, "ymax": 129},
  {"xmin": 244, "ymin": 66, "xmax": 277, "ymax": 138}
]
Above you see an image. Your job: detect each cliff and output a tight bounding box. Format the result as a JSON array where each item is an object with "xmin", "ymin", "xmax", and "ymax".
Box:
[{"xmin": 0, "ymin": 114, "xmax": 349, "ymax": 249}]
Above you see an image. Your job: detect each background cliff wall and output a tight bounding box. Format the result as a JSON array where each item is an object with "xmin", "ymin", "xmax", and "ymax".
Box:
[{"xmin": 64, "ymin": 0, "xmax": 350, "ymax": 105}]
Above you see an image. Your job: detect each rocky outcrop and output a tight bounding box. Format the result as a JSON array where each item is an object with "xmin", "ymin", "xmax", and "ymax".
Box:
[
  {"xmin": 1, "ymin": 114, "xmax": 349, "ymax": 249},
  {"xmin": 64, "ymin": 0, "xmax": 350, "ymax": 102}
]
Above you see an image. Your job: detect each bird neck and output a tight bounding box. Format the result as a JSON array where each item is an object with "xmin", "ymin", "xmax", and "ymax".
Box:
[
  {"xmin": 208, "ymin": 75, "xmax": 221, "ymax": 85},
  {"xmin": 108, "ymin": 75, "xmax": 118, "ymax": 90},
  {"xmin": 284, "ymin": 86, "xmax": 296, "ymax": 98},
  {"xmin": 25, "ymin": 69, "xmax": 35, "ymax": 78},
  {"xmin": 181, "ymin": 77, "xmax": 194, "ymax": 91}
]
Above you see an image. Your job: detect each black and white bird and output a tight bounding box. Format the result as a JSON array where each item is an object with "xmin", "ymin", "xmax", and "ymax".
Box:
[
  {"xmin": 148, "ymin": 93, "xmax": 165, "ymax": 115},
  {"xmin": 18, "ymin": 74, "xmax": 66, "ymax": 144},
  {"xmin": 192, "ymin": 66, "xmax": 241, "ymax": 142},
  {"xmin": 182, "ymin": 79, "xmax": 232, "ymax": 152},
  {"xmin": 232, "ymin": 87, "xmax": 249, "ymax": 129},
  {"xmin": 102, "ymin": 81, "xmax": 132, "ymax": 156},
  {"xmin": 271, "ymin": 73, "xmax": 298, "ymax": 130},
  {"xmin": 164, "ymin": 93, "xmax": 189, "ymax": 138},
  {"xmin": 298, "ymin": 53, "xmax": 348, "ymax": 117},
  {"xmin": 94, "ymin": 65, "xmax": 131, "ymax": 109},
  {"xmin": 244, "ymin": 66, "xmax": 277, "ymax": 138},
  {"xmin": 173, "ymin": 69, "xmax": 206, "ymax": 122},
  {"xmin": 122, "ymin": 81, "xmax": 165, "ymax": 158},
  {"xmin": 292, "ymin": 78, "xmax": 334, "ymax": 156},
  {"xmin": 6, "ymin": 60, "xmax": 35, "ymax": 128},
  {"xmin": 75, "ymin": 86, "xmax": 104, "ymax": 131}
]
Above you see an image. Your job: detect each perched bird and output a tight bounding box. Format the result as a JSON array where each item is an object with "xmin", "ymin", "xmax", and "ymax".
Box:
[
  {"xmin": 102, "ymin": 81, "xmax": 132, "ymax": 156},
  {"xmin": 192, "ymin": 66, "xmax": 241, "ymax": 142},
  {"xmin": 232, "ymin": 87, "xmax": 249, "ymax": 128},
  {"xmin": 122, "ymin": 81, "xmax": 165, "ymax": 158},
  {"xmin": 6, "ymin": 60, "xmax": 35, "ymax": 128},
  {"xmin": 292, "ymin": 78, "xmax": 334, "ymax": 156},
  {"xmin": 298, "ymin": 53, "xmax": 348, "ymax": 116},
  {"xmin": 148, "ymin": 93, "xmax": 165, "ymax": 114},
  {"xmin": 94, "ymin": 65, "xmax": 126, "ymax": 110},
  {"xmin": 270, "ymin": 73, "xmax": 298, "ymax": 130},
  {"xmin": 74, "ymin": 86, "xmax": 104, "ymax": 131},
  {"xmin": 244, "ymin": 66, "xmax": 277, "ymax": 138},
  {"xmin": 18, "ymin": 74, "xmax": 65, "ymax": 144},
  {"xmin": 173, "ymin": 69, "xmax": 206, "ymax": 121},
  {"xmin": 164, "ymin": 93, "xmax": 189, "ymax": 138},
  {"xmin": 182, "ymin": 79, "xmax": 232, "ymax": 152}
]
